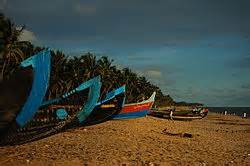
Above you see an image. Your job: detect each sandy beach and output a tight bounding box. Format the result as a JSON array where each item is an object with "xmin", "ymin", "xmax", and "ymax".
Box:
[{"xmin": 0, "ymin": 113, "xmax": 249, "ymax": 166}]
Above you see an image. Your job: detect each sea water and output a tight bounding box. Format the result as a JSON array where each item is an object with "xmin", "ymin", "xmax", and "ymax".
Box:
[{"xmin": 208, "ymin": 107, "xmax": 250, "ymax": 118}]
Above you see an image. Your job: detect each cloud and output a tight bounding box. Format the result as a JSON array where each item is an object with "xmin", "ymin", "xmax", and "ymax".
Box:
[
  {"xmin": 146, "ymin": 70, "xmax": 162, "ymax": 78},
  {"xmin": 230, "ymin": 56, "xmax": 250, "ymax": 69},
  {"xmin": 0, "ymin": 0, "xmax": 7, "ymax": 10},
  {"xmin": 18, "ymin": 29, "xmax": 37, "ymax": 42},
  {"xmin": 73, "ymin": 3, "xmax": 97, "ymax": 15},
  {"xmin": 239, "ymin": 57, "xmax": 250, "ymax": 68},
  {"xmin": 241, "ymin": 83, "xmax": 250, "ymax": 90},
  {"xmin": 127, "ymin": 53, "xmax": 153, "ymax": 61},
  {"xmin": 198, "ymin": 87, "xmax": 250, "ymax": 106},
  {"xmin": 4, "ymin": 0, "xmax": 250, "ymax": 47}
]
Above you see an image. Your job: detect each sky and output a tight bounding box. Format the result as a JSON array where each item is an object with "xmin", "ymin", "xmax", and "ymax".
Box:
[{"xmin": 1, "ymin": 0, "xmax": 250, "ymax": 106}]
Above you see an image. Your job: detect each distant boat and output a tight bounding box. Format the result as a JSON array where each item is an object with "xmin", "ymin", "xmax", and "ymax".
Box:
[
  {"xmin": 149, "ymin": 107, "xmax": 209, "ymax": 121},
  {"xmin": 112, "ymin": 92, "xmax": 156, "ymax": 119},
  {"xmin": 166, "ymin": 115, "xmax": 203, "ymax": 121}
]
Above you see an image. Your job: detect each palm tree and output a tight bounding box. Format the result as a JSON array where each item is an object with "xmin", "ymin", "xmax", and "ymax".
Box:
[
  {"xmin": 96, "ymin": 56, "xmax": 117, "ymax": 98},
  {"xmin": 81, "ymin": 53, "xmax": 97, "ymax": 79},
  {"xmin": 45, "ymin": 50, "xmax": 67, "ymax": 99},
  {"xmin": 0, "ymin": 13, "xmax": 27, "ymax": 80}
]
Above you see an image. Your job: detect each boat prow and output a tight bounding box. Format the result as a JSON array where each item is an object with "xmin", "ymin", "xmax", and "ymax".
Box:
[{"xmin": 82, "ymin": 85, "xmax": 126, "ymax": 126}]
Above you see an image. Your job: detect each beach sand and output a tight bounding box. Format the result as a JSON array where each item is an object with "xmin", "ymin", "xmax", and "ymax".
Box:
[{"xmin": 0, "ymin": 113, "xmax": 249, "ymax": 165}]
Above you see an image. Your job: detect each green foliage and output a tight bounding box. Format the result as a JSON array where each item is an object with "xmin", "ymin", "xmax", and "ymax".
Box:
[{"xmin": 0, "ymin": 13, "xmax": 29, "ymax": 80}]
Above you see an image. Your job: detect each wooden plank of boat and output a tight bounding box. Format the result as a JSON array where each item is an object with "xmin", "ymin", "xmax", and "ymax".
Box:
[
  {"xmin": 149, "ymin": 109, "xmax": 206, "ymax": 121},
  {"xmin": 172, "ymin": 116, "xmax": 203, "ymax": 121},
  {"xmin": 100, "ymin": 104, "xmax": 116, "ymax": 108},
  {"xmin": 163, "ymin": 114, "xmax": 170, "ymax": 118}
]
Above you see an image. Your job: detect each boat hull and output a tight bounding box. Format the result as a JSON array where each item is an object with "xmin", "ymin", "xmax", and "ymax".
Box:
[
  {"xmin": 0, "ymin": 76, "xmax": 101, "ymax": 146},
  {"xmin": 149, "ymin": 108, "xmax": 208, "ymax": 121},
  {"xmin": 112, "ymin": 110, "xmax": 149, "ymax": 119},
  {"xmin": 112, "ymin": 92, "xmax": 156, "ymax": 119},
  {"xmin": 82, "ymin": 86, "xmax": 126, "ymax": 126}
]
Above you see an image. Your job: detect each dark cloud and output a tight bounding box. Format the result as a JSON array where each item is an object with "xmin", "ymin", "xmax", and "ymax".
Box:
[
  {"xmin": 2, "ymin": 0, "xmax": 250, "ymax": 106},
  {"xmin": 2, "ymin": 0, "xmax": 250, "ymax": 47},
  {"xmin": 184, "ymin": 87, "xmax": 250, "ymax": 106},
  {"xmin": 127, "ymin": 54, "xmax": 154, "ymax": 61},
  {"xmin": 207, "ymin": 38, "xmax": 249, "ymax": 49},
  {"xmin": 241, "ymin": 83, "xmax": 250, "ymax": 90},
  {"xmin": 230, "ymin": 56, "xmax": 250, "ymax": 69},
  {"xmin": 239, "ymin": 57, "xmax": 250, "ymax": 68}
]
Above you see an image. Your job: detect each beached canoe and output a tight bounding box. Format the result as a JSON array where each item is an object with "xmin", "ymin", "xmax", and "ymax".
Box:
[
  {"xmin": 112, "ymin": 92, "xmax": 156, "ymax": 119},
  {"xmin": 81, "ymin": 85, "xmax": 126, "ymax": 126},
  {"xmin": 0, "ymin": 50, "xmax": 51, "ymax": 135},
  {"xmin": 0, "ymin": 75, "xmax": 102, "ymax": 145},
  {"xmin": 0, "ymin": 67, "xmax": 33, "ymax": 133},
  {"xmin": 154, "ymin": 113, "xmax": 203, "ymax": 121},
  {"xmin": 149, "ymin": 108, "xmax": 209, "ymax": 121}
]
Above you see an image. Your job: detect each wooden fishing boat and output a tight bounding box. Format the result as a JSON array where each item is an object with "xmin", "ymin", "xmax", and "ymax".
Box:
[
  {"xmin": 150, "ymin": 112, "xmax": 203, "ymax": 121},
  {"xmin": 149, "ymin": 107, "xmax": 209, "ymax": 121},
  {"xmin": 170, "ymin": 115, "xmax": 203, "ymax": 120},
  {"xmin": 112, "ymin": 92, "xmax": 156, "ymax": 119},
  {"xmin": 0, "ymin": 75, "xmax": 102, "ymax": 145},
  {"xmin": 0, "ymin": 67, "xmax": 33, "ymax": 133},
  {"xmin": 0, "ymin": 50, "xmax": 50, "ymax": 144},
  {"xmin": 81, "ymin": 85, "xmax": 126, "ymax": 126},
  {"xmin": 0, "ymin": 50, "xmax": 51, "ymax": 137}
]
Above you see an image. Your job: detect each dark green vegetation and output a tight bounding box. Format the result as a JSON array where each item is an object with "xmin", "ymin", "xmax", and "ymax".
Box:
[{"xmin": 0, "ymin": 13, "xmax": 201, "ymax": 106}]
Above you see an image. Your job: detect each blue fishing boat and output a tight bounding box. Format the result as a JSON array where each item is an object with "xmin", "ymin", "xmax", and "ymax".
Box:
[
  {"xmin": 82, "ymin": 85, "xmax": 126, "ymax": 126},
  {"xmin": 0, "ymin": 50, "xmax": 51, "ymax": 136},
  {"xmin": 1, "ymin": 75, "xmax": 101, "ymax": 145},
  {"xmin": 0, "ymin": 51, "xmax": 103, "ymax": 145}
]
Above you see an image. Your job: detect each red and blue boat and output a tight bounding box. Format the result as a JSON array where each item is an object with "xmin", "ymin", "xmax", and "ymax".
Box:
[{"xmin": 112, "ymin": 92, "xmax": 156, "ymax": 119}]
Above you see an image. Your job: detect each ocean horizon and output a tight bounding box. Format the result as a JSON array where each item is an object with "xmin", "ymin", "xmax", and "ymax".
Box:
[{"xmin": 208, "ymin": 107, "xmax": 250, "ymax": 118}]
